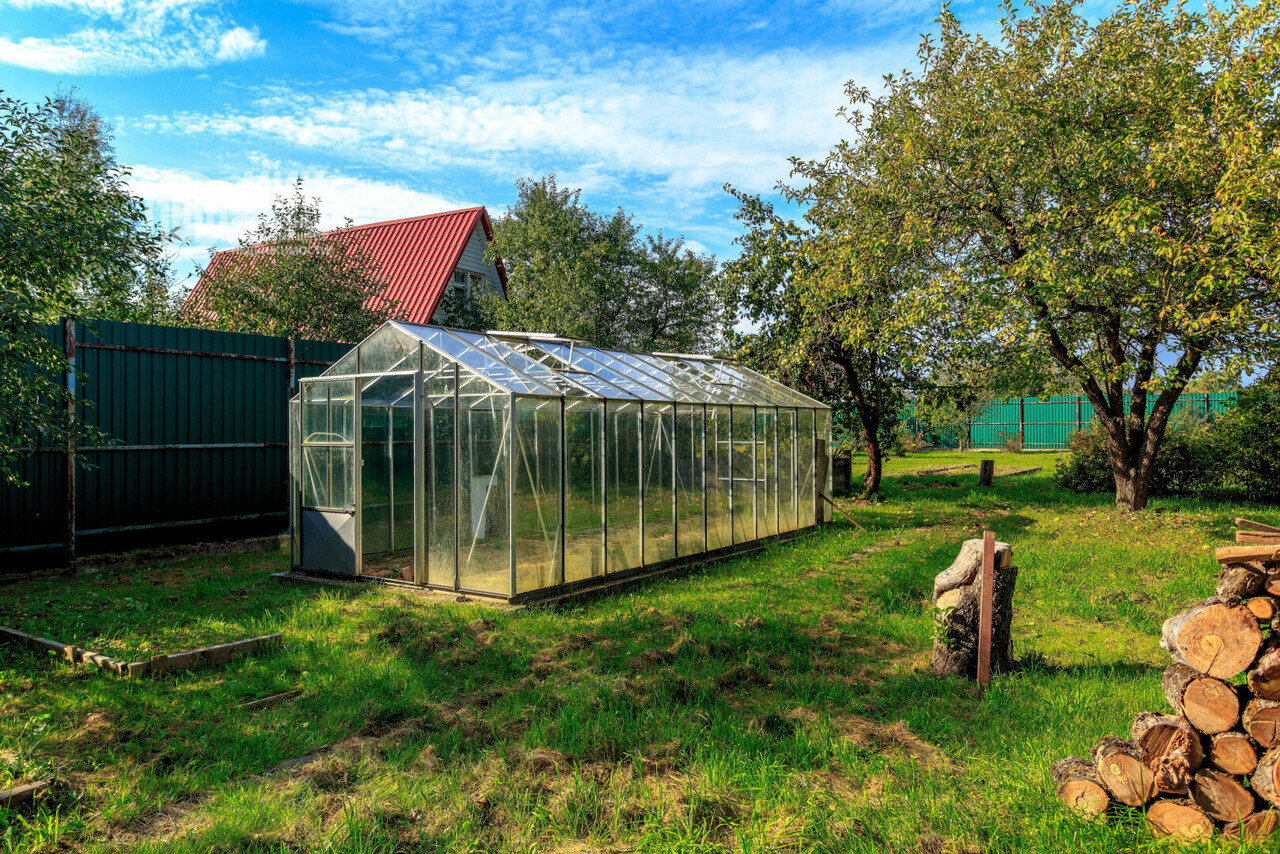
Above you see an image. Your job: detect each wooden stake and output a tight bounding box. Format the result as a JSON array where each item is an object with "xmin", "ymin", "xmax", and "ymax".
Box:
[
  {"xmin": 977, "ymin": 530, "xmax": 995, "ymax": 693},
  {"xmin": 819, "ymin": 493, "xmax": 865, "ymax": 531}
]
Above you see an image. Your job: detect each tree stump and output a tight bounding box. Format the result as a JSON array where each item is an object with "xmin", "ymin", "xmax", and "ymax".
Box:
[
  {"xmin": 978, "ymin": 459, "xmax": 995, "ymax": 487},
  {"xmin": 931, "ymin": 538, "xmax": 1016, "ymax": 678}
]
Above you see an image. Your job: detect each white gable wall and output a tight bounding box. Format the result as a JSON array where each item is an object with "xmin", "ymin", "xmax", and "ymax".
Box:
[{"xmin": 431, "ymin": 220, "xmax": 504, "ymax": 324}]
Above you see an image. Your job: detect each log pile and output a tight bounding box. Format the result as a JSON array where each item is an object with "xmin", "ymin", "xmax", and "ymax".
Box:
[{"xmin": 1051, "ymin": 518, "xmax": 1280, "ymax": 841}]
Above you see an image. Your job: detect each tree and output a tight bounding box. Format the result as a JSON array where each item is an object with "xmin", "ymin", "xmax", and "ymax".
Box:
[
  {"xmin": 721, "ymin": 189, "xmax": 922, "ymax": 496},
  {"xmin": 482, "ymin": 175, "xmax": 724, "ymax": 353},
  {"xmin": 186, "ymin": 178, "xmax": 395, "ymax": 341},
  {"xmin": 799, "ymin": 0, "xmax": 1280, "ymax": 509},
  {"xmin": 1, "ymin": 91, "xmax": 173, "ymax": 485}
]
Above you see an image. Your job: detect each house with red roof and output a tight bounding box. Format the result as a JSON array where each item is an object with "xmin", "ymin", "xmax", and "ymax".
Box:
[{"xmin": 184, "ymin": 206, "xmax": 508, "ymax": 328}]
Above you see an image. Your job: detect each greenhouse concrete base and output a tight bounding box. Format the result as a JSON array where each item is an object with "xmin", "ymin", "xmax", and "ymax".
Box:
[{"xmin": 276, "ymin": 527, "xmax": 811, "ymax": 607}]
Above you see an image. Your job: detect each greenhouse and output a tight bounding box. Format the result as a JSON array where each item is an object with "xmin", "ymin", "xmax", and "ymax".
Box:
[{"xmin": 289, "ymin": 321, "xmax": 832, "ymax": 602}]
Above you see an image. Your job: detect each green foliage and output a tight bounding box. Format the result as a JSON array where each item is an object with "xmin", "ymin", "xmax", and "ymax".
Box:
[
  {"xmin": 482, "ymin": 175, "xmax": 724, "ymax": 353},
  {"xmin": 1212, "ymin": 374, "xmax": 1280, "ymax": 500},
  {"xmin": 0, "ymin": 91, "xmax": 174, "ymax": 486},
  {"xmin": 187, "ymin": 178, "xmax": 396, "ymax": 342},
  {"xmin": 799, "ymin": 0, "xmax": 1280, "ymax": 508},
  {"xmin": 1056, "ymin": 411, "xmax": 1243, "ymax": 498},
  {"xmin": 721, "ymin": 188, "xmax": 923, "ymax": 496}
]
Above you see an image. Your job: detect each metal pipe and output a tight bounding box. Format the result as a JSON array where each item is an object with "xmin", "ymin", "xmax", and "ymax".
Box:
[{"xmin": 75, "ymin": 340, "xmax": 331, "ymax": 366}]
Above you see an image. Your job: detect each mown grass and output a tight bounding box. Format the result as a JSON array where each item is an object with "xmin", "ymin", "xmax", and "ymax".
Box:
[{"xmin": 0, "ymin": 449, "xmax": 1276, "ymax": 853}]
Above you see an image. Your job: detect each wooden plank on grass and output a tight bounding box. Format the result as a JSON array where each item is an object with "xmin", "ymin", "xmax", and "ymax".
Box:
[
  {"xmin": 1239, "ymin": 518, "xmax": 1280, "ymax": 534},
  {"xmin": 1216, "ymin": 546, "xmax": 1280, "ymax": 565},
  {"xmin": 138, "ymin": 634, "xmax": 284, "ymax": 676},
  {"xmin": 240, "ymin": 690, "xmax": 301, "ymax": 711},
  {"xmin": 0, "ymin": 780, "xmax": 49, "ymax": 808},
  {"xmin": 1238, "ymin": 532, "xmax": 1280, "ymax": 544}
]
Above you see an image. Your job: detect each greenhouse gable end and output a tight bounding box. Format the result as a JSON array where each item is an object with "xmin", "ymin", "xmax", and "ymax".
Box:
[{"xmin": 290, "ymin": 321, "xmax": 833, "ymax": 602}]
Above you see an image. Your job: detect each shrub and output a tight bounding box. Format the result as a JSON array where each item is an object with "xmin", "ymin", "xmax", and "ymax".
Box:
[
  {"xmin": 998, "ymin": 430, "xmax": 1024, "ymax": 453},
  {"xmin": 1055, "ymin": 412, "xmax": 1221, "ymax": 497},
  {"xmin": 1209, "ymin": 377, "xmax": 1280, "ymax": 501}
]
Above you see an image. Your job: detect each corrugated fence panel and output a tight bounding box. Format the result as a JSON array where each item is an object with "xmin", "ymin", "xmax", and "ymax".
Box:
[
  {"xmin": 1, "ymin": 319, "xmax": 351, "ymax": 568},
  {"xmin": 930, "ymin": 392, "xmax": 1239, "ymax": 450}
]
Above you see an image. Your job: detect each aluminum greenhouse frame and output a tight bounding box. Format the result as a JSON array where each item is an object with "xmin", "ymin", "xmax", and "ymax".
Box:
[{"xmin": 289, "ymin": 321, "xmax": 832, "ymax": 602}]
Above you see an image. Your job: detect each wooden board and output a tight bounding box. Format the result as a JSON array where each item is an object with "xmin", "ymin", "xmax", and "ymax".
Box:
[
  {"xmin": 1216, "ymin": 546, "xmax": 1280, "ymax": 564},
  {"xmin": 1239, "ymin": 518, "xmax": 1280, "ymax": 535},
  {"xmin": 1238, "ymin": 532, "xmax": 1280, "ymax": 545}
]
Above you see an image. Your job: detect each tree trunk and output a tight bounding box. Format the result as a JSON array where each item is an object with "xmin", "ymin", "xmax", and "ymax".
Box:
[{"xmin": 863, "ymin": 428, "xmax": 882, "ymax": 496}]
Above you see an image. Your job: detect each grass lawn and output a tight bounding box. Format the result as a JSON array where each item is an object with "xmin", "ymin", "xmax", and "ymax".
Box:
[{"xmin": 1, "ymin": 448, "xmax": 1276, "ymax": 853}]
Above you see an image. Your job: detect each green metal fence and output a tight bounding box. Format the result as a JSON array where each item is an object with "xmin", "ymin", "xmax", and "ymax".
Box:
[
  {"xmin": 0, "ymin": 318, "xmax": 349, "ymax": 567},
  {"xmin": 930, "ymin": 393, "xmax": 1238, "ymax": 451}
]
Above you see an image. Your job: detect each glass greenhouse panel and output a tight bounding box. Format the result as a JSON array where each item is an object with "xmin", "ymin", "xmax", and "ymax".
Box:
[
  {"xmin": 425, "ymin": 364, "xmax": 456, "ymax": 588},
  {"xmin": 675, "ymin": 404, "xmax": 704, "ymax": 555},
  {"xmin": 797, "ymin": 409, "xmax": 816, "ymax": 527},
  {"xmin": 777, "ymin": 408, "xmax": 796, "ymax": 533},
  {"xmin": 358, "ymin": 323, "xmax": 421, "ymax": 373},
  {"xmin": 731, "ymin": 406, "xmax": 756, "ymax": 544},
  {"xmin": 514, "ymin": 397, "xmax": 562, "ymax": 594},
  {"xmin": 565, "ymin": 399, "xmax": 605, "ymax": 583},
  {"xmin": 706, "ymin": 405, "xmax": 733, "ymax": 551},
  {"xmin": 817, "ymin": 409, "xmax": 833, "ymax": 522},
  {"xmin": 643, "ymin": 403, "xmax": 676, "ymax": 565},
  {"xmin": 606, "ymin": 400, "xmax": 642, "ymax": 573},
  {"xmin": 456, "ymin": 375, "xmax": 510, "ymax": 594},
  {"xmin": 358, "ymin": 375, "xmax": 414, "ymax": 580},
  {"xmin": 757, "ymin": 408, "xmax": 777, "ymax": 538}
]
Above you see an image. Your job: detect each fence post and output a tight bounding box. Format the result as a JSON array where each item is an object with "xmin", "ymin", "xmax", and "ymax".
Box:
[
  {"xmin": 1019, "ymin": 397, "xmax": 1026, "ymax": 446},
  {"xmin": 285, "ymin": 337, "xmax": 296, "ymax": 396},
  {"xmin": 1204, "ymin": 392, "xmax": 1210, "ymax": 417},
  {"xmin": 63, "ymin": 318, "xmax": 77, "ymax": 564},
  {"xmin": 1076, "ymin": 396, "xmax": 1082, "ymax": 436}
]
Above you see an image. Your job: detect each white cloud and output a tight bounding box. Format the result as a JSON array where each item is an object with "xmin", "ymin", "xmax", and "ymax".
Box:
[
  {"xmin": 128, "ymin": 166, "xmax": 470, "ymax": 281},
  {"xmin": 137, "ymin": 45, "xmax": 912, "ymax": 200},
  {"xmin": 0, "ymin": 0, "xmax": 265, "ymax": 74}
]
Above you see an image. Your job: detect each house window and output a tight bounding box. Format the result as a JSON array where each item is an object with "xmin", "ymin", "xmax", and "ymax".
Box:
[{"xmin": 451, "ymin": 270, "xmax": 488, "ymax": 299}]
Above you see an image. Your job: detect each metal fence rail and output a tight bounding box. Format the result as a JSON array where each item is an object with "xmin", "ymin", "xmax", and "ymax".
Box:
[
  {"xmin": 0, "ymin": 318, "xmax": 348, "ymax": 566},
  {"xmin": 929, "ymin": 393, "xmax": 1238, "ymax": 451}
]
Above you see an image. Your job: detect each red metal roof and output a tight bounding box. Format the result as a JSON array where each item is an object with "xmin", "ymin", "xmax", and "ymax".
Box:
[{"xmin": 184, "ymin": 206, "xmax": 507, "ymax": 327}]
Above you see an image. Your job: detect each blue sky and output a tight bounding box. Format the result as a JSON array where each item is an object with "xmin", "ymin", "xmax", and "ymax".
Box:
[{"xmin": 0, "ymin": 0, "xmax": 1007, "ymax": 289}]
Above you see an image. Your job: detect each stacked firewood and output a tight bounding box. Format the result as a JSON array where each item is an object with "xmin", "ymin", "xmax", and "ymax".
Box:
[{"xmin": 1052, "ymin": 518, "xmax": 1280, "ymax": 842}]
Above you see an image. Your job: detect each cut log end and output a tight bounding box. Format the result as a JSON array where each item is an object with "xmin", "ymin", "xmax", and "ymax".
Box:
[
  {"xmin": 1161, "ymin": 603, "xmax": 1262, "ymax": 679},
  {"xmin": 1245, "ymin": 699, "xmax": 1280, "ymax": 749},
  {"xmin": 1052, "ymin": 757, "xmax": 1109, "ymax": 819},
  {"xmin": 1223, "ymin": 810, "xmax": 1280, "ymax": 842},
  {"xmin": 1163, "ymin": 664, "xmax": 1240, "ymax": 734},
  {"xmin": 1191, "ymin": 768, "xmax": 1256, "ymax": 823},
  {"xmin": 1209, "ymin": 732, "xmax": 1259, "ymax": 776},
  {"xmin": 1147, "ymin": 799, "xmax": 1214, "ymax": 841},
  {"xmin": 1092, "ymin": 738, "xmax": 1158, "ymax": 807}
]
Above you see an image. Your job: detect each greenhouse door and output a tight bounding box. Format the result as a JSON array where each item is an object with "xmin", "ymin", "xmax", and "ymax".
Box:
[{"xmin": 358, "ymin": 374, "xmax": 417, "ymax": 581}]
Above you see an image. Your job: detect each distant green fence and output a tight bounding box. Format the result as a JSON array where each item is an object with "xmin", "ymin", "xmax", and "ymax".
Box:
[
  {"xmin": 928, "ymin": 393, "xmax": 1237, "ymax": 451},
  {"xmin": 0, "ymin": 319, "xmax": 350, "ymax": 568}
]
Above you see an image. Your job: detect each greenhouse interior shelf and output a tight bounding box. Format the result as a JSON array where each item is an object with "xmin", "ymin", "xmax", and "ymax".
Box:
[{"xmin": 290, "ymin": 321, "xmax": 833, "ymax": 603}]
